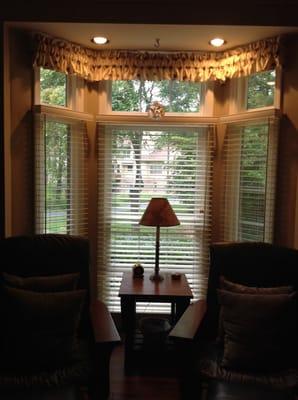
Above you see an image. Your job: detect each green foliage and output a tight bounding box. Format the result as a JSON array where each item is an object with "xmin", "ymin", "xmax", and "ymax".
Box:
[
  {"xmin": 45, "ymin": 121, "xmax": 69, "ymax": 232},
  {"xmin": 240, "ymin": 125, "xmax": 267, "ymax": 185},
  {"xmin": 247, "ymin": 70, "xmax": 275, "ymax": 109},
  {"xmin": 238, "ymin": 123, "xmax": 268, "ymax": 241},
  {"xmin": 112, "ymin": 81, "xmax": 140, "ymax": 111},
  {"xmin": 111, "ymin": 80, "xmax": 200, "ymax": 112},
  {"xmin": 40, "ymin": 68, "xmax": 67, "ymax": 106},
  {"xmin": 158, "ymin": 81, "xmax": 200, "ymax": 112}
]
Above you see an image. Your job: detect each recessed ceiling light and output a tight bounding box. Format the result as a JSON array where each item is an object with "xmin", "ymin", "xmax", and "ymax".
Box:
[
  {"xmin": 91, "ymin": 36, "xmax": 109, "ymax": 45},
  {"xmin": 209, "ymin": 38, "xmax": 226, "ymax": 47}
]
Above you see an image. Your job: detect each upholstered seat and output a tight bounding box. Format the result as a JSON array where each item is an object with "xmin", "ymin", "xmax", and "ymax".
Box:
[
  {"xmin": 170, "ymin": 241, "xmax": 298, "ymax": 399},
  {"xmin": 0, "ymin": 234, "xmax": 121, "ymax": 399},
  {"xmin": 195, "ymin": 341, "xmax": 298, "ymax": 390}
]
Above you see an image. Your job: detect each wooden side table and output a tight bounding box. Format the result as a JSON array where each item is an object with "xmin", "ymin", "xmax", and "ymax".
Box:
[{"xmin": 119, "ymin": 271, "xmax": 193, "ymax": 371}]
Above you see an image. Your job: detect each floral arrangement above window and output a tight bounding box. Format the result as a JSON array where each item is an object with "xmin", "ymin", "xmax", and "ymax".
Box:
[{"xmin": 147, "ymin": 101, "xmax": 165, "ymax": 120}]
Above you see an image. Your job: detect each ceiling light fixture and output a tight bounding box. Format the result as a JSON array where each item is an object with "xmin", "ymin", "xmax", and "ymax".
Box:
[
  {"xmin": 209, "ymin": 37, "xmax": 226, "ymax": 47},
  {"xmin": 91, "ymin": 36, "xmax": 109, "ymax": 45}
]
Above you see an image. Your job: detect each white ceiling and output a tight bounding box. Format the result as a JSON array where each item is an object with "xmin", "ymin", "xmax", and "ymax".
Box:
[{"xmin": 7, "ymin": 22, "xmax": 298, "ymax": 51}]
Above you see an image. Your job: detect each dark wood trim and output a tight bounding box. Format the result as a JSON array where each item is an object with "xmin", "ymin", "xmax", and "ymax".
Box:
[
  {"xmin": 169, "ymin": 299, "xmax": 207, "ymax": 340},
  {"xmin": 90, "ymin": 300, "xmax": 121, "ymax": 343},
  {"xmin": 0, "ymin": 21, "xmax": 4, "ymax": 238},
  {"xmin": 1, "ymin": 1, "xmax": 298, "ymax": 26}
]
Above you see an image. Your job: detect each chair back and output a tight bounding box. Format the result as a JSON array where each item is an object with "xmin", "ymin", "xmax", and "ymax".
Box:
[
  {"xmin": 0, "ymin": 234, "xmax": 90, "ymax": 337},
  {"xmin": 202, "ymin": 241, "xmax": 298, "ymax": 340}
]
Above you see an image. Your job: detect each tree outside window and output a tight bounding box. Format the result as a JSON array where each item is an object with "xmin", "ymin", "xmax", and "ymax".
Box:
[{"xmin": 247, "ymin": 70, "xmax": 275, "ymax": 109}]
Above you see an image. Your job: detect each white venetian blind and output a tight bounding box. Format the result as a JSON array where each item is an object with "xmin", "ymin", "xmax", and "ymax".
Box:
[
  {"xmin": 35, "ymin": 113, "xmax": 88, "ymax": 236},
  {"xmin": 221, "ymin": 117, "xmax": 278, "ymax": 242},
  {"xmin": 97, "ymin": 124, "xmax": 214, "ymax": 313}
]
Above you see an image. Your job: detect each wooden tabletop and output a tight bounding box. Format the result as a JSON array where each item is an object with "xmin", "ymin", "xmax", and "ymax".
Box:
[{"xmin": 118, "ymin": 271, "xmax": 193, "ymax": 300}]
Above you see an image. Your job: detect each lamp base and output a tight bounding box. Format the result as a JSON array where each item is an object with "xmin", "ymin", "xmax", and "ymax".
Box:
[{"xmin": 150, "ymin": 273, "xmax": 164, "ymax": 282}]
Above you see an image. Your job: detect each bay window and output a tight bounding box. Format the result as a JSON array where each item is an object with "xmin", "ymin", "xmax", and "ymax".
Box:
[{"xmin": 30, "ymin": 32, "xmax": 281, "ymax": 309}]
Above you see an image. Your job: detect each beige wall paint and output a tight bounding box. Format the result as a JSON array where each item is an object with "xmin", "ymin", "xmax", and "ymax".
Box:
[
  {"xmin": 274, "ymin": 36, "xmax": 298, "ymax": 247},
  {"xmin": 210, "ymin": 81, "xmax": 229, "ymax": 242},
  {"xmin": 84, "ymin": 81, "xmax": 99, "ymax": 300}
]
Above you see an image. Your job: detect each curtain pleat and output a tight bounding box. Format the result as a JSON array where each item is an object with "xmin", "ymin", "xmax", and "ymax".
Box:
[{"xmin": 33, "ymin": 32, "xmax": 281, "ymax": 83}]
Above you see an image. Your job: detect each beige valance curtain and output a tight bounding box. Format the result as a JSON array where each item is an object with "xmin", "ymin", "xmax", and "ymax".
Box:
[{"xmin": 33, "ymin": 32, "xmax": 280, "ymax": 82}]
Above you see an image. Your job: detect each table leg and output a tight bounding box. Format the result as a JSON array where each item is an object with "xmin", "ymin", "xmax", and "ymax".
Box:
[
  {"xmin": 171, "ymin": 302, "xmax": 176, "ymax": 325},
  {"xmin": 120, "ymin": 297, "xmax": 136, "ymax": 373}
]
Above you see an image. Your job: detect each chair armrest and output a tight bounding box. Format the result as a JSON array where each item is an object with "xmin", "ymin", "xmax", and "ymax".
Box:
[
  {"xmin": 89, "ymin": 301, "xmax": 121, "ymax": 400},
  {"xmin": 169, "ymin": 299, "xmax": 207, "ymax": 340},
  {"xmin": 90, "ymin": 300, "xmax": 121, "ymax": 344}
]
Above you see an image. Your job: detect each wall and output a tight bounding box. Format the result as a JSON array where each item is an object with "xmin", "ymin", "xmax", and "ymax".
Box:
[
  {"xmin": 2, "ymin": 0, "xmax": 298, "ymax": 26},
  {"xmin": 210, "ymin": 80, "xmax": 230, "ymax": 242},
  {"xmin": 85, "ymin": 80, "xmax": 99, "ymax": 298},
  {"xmin": 274, "ymin": 36, "xmax": 298, "ymax": 248},
  {"xmin": 5, "ymin": 28, "xmax": 34, "ymax": 235}
]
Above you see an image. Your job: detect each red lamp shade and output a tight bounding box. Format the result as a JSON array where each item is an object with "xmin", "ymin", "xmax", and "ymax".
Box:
[{"xmin": 139, "ymin": 198, "xmax": 180, "ymax": 227}]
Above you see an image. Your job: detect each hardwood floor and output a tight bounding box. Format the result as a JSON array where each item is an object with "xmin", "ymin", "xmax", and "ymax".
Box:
[{"xmin": 108, "ymin": 343, "xmax": 181, "ymax": 400}]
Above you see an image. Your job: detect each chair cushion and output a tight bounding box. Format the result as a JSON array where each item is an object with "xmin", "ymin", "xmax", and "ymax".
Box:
[
  {"xmin": 0, "ymin": 284, "xmax": 86, "ymax": 370},
  {"xmin": 2, "ymin": 272, "xmax": 80, "ymax": 292},
  {"xmin": 217, "ymin": 277, "xmax": 294, "ymax": 342},
  {"xmin": 217, "ymin": 289, "xmax": 297, "ymax": 372},
  {"xmin": 206, "ymin": 380, "xmax": 295, "ymax": 400},
  {"xmin": 220, "ymin": 277, "xmax": 294, "ymax": 295}
]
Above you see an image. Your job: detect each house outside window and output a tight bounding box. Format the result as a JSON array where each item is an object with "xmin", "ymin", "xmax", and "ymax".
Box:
[{"xmin": 149, "ymin": 163, "xmax": 163, "ymax": 175}]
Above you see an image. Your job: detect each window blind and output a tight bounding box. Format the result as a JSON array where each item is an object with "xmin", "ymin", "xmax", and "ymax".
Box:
[
  {"xmin": 35, "ymin": 113, "xmax": 88, "ymax": 236},
  {"xmin": 97, "ymin": 124, "xmax": 214, "ymax": 313},
  {"xmin": 221, "ymin": 117, "xmax": 278, "ymax": 242}
]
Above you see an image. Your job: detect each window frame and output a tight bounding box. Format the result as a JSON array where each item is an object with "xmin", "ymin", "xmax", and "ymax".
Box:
[
  {"xmin": 228, "ymin": 67, "xmax": 282, "ymax": 115},
  {"xmin": 33, "ymin": 104, "xmax": 93, "ymax": 237},
  {"xmin": 220, "ymin": 109, "xmax": 280, "ymax": 243},
  {"xmin": 100, "ymin": 80, "xmax": 214, "ymax": 117},
  {"xmin": 34, "ymin": 67, "xmax": 84, "ymax": 111}
]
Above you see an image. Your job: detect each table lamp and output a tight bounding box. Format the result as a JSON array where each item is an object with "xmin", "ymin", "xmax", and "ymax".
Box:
[{"xmin": 139, "ymin": 197, "xmax": 180, "ymax": 281}]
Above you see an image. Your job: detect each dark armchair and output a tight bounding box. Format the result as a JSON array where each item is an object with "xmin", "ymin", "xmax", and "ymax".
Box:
[
  {"xmin": 0, "ymin": 234, "xmax": 120, "ymax": 400},
  {"xmin": 170, "ymin": 242, "xmax": 298, "ymax": 400}
]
